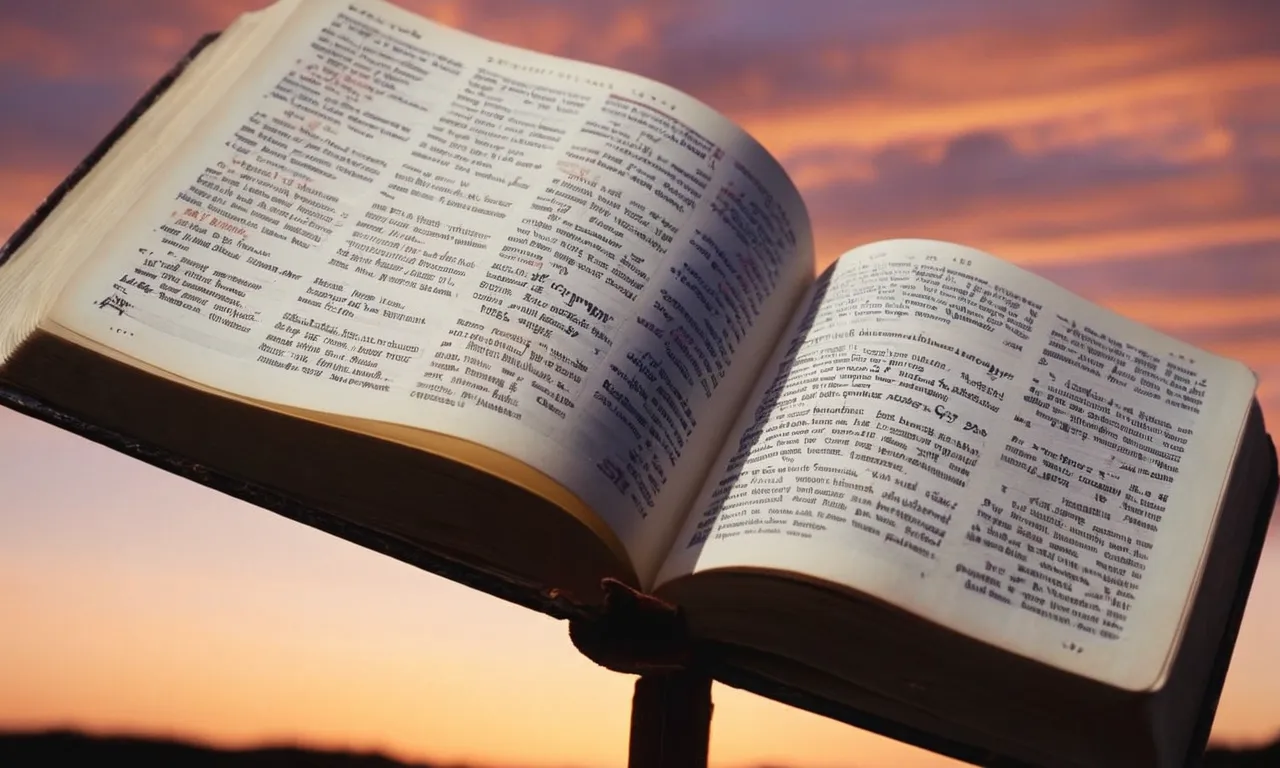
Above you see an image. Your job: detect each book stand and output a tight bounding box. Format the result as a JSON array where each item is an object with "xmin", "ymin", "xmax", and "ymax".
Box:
[
  {"xmin": 570, "ymin": 580, "xmax": 712, "ymax": 767},
  {"xmin": 627, "ymin": 673, "xmax": 714, "ymax": 768}
]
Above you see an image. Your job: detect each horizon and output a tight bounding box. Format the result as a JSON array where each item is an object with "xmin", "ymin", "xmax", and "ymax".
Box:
[
  {"xmin": 0, "ymin": 729, "xmax": 1276, "ymax": 768},
  {"xmin": 2, "ymin": 0, "xmax": 1278, "ymax": 766}
]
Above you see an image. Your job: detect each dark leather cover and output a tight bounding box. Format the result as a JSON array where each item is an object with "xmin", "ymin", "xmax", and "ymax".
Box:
[{"xmin": 3, "ymin": 33, "xmax": 1276, "ymax": 768}]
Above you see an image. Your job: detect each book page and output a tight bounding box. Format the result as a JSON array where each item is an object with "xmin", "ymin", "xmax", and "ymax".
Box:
[
  {"xmin": 48, "ymin": 0, "xmax": 813, "ymax": 584},
  {"xmin": 658, "ymin": 239, "xmax": 1256, "ymax": 688}
]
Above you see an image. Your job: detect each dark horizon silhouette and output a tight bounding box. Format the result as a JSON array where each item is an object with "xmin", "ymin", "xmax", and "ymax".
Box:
[
  {"xmin": 1, "ymin": 729, "xmax": 1278, "ymax": 767},
  {"xmin": 0, "ymin": 730, "xmax": 437, "ymax": 768}
]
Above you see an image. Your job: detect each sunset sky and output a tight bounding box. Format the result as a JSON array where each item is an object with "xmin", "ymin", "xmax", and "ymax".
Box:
[{"xmin": 2, "ymin": 0, "xmax": 1279, "ymax": 766}]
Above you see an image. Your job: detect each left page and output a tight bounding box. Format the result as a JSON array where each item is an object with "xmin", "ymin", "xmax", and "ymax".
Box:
[{"xmin": 46, "ymin": 0, "xmax": 813, "ymax": 584}]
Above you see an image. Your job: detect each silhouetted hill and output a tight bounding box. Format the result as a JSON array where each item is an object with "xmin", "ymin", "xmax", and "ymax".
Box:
[
  {"xmin": 2, "ymin": 729, "xmax": 1280, "ymax": 766},
  {"xmin": 1202, "ymin": 736, "xmax": 1280, "ymax": 768},
  {"xmin": 0, "ymin": 731, "xmax": 439, "ymax": 767}
]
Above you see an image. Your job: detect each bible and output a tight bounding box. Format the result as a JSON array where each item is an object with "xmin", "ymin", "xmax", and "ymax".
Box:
[{"xmin": 1, "ymin": 2, "xmax": 1275, "ymax": 766}]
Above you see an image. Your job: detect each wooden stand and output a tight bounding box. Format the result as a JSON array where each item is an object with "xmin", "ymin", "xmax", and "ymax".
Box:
[
  {"xmin": 565, "ymin": 579, "xmax": 712, "ymax": 767},
  {"xmin": 629, "ymin": 672, "xmax": 714, "ymax": 768}
]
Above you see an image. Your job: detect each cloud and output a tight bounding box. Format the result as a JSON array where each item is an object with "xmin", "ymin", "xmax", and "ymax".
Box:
[
  {"xmin": 800, "ymin": 127, "xmax": 1280, "ymax": 265},
  {"xmin": 736, "ymin": 52, "xmax": 1280, "ymax": 166},
  {"xmin": 1037, "ymin": 241, "xmax": 1280, "ymax": 300},
  {"xmin": 0, "ymin": 79, "xmax": 148, "ymax": 171},
  {"xmin": 0, "ymin": 23, "xmax": 81, "ymax": 78},
  {"xmin": 0, "ymin": 0, "xmax": 254, "ymax": 80}
]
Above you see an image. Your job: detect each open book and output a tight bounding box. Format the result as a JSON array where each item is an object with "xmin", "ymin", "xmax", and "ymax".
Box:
[{"xmin": 1, "ymin": 1, "xmax": 1275, "ymax": 766}]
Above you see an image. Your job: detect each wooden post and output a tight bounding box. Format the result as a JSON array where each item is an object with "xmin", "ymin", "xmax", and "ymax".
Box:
[{"xmin": 629, "ymin": 671, "xmax": 714, "ymax": 768}]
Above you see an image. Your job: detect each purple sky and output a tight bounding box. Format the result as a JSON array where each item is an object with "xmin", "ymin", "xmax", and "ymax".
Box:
[{"xmin": 1, "ymin": 1, "xmax": 1278, "ymax": 765}]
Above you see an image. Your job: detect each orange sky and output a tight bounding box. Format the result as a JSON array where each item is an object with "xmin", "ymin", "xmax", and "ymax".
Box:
[{"xmin": 1, "ymin": 0, "xmax": 1278, "ymax": 765}]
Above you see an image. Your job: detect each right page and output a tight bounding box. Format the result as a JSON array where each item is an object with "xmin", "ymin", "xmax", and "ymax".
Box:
[{"xmin": 657, "ymin": 239, "xmax": 1258, "ymax": 690}]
